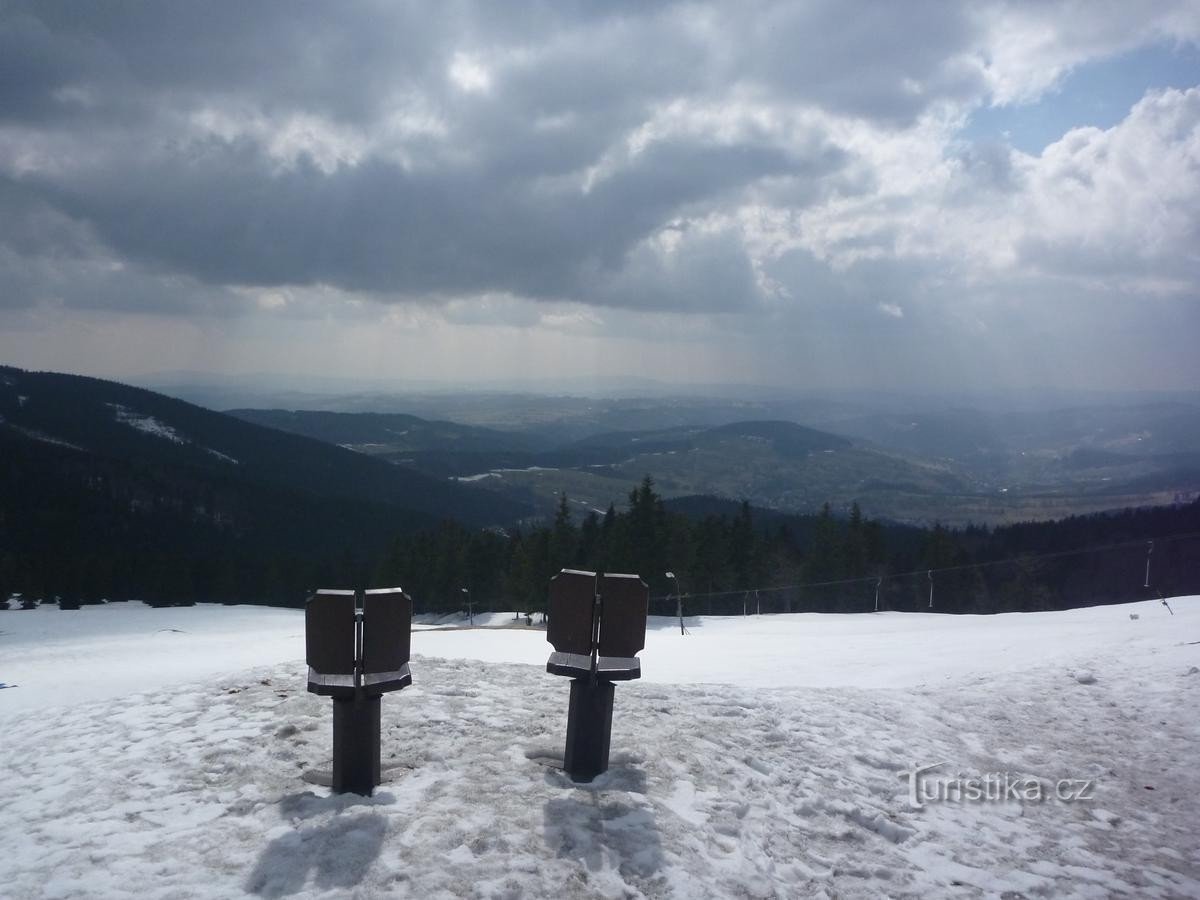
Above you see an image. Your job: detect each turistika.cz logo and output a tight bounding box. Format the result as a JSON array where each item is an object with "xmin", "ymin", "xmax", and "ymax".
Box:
[{"xmin": 903, "ymin": 763, "xmax": 1096, "ymax": 809}]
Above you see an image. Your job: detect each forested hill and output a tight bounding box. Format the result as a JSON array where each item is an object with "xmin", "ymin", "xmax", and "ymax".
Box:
[
  {"xmin": 0, "ymin": 366, "xmax": 529, "ymax": 605},
  {"xmin": 227, "ymin": 408, "xmax": 543, "ymax": 454},
  {"xmin": 0, "ymin": 366, "xmax": 527, "ymax": 525}
]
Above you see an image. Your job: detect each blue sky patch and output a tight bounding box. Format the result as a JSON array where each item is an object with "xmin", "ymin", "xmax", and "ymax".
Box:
[{"xmin": 963, "ymin": 41, "xmax": 1200, "ymax": 154}]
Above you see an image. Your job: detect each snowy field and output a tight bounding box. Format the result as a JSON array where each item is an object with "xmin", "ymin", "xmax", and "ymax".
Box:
[{"xmin": 1, "ymin": 598, "xmax": 1198, "ymax": 898}]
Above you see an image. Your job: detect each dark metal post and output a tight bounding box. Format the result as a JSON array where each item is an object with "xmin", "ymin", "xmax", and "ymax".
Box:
[
  {"xmin": 666, "ymin": 572, "xmax": 684, "ymax": 635},
  {"xmin": 332, "ymin": 695, "xmax": 381, "ymax": 794},
  {"xmin": 563, "ymin": 678, "xmax": 615, "ymax": 782}
]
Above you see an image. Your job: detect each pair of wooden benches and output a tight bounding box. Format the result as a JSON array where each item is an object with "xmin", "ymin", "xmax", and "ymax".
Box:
[{"xmin": 304, "ymin": 570, "xmax": 648, "ymax": 793}]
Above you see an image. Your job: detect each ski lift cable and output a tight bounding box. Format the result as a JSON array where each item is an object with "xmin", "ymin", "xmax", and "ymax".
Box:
[{"xmin": 650, "ymin": 528, "xmax": 1200, "ymax": 604}]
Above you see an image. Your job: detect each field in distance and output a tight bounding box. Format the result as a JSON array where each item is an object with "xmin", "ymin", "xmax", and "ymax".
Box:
[{"xmin": 229, "ymin": 392, "xmax": 1200, "ymax": 527}]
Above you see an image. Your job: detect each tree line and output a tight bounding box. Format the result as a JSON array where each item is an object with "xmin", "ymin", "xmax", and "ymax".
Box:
[
  {"xmin": 5, "ymin": 471, "xmax": 1198, "ymax": 614},
  {"xmin": 371, "ymin": 478, "xmax": 1200, "ymax": 616}
]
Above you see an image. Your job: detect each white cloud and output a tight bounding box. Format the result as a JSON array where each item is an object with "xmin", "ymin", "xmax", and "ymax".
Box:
[
  {"xmin": 753, "ymin": 86, "xmax": 1200, "ymax": 304},
  {"xmin": 1017, "ymin": 87, "xmax": 1200, "ymax": 283},
  {"xmin": 448, "ymin": 52, "xmax": 491, "ymax": 94},
  {"xmin": 974, "ymin": 0, "xmax": 1200, "ymax": 106}
]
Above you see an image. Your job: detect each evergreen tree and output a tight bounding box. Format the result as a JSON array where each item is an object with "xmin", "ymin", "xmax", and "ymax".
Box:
[
  {"xmin": 549, "ymin": 493, "xmax": 577, "ymax": 574},
  {"xmin": 578, "ymin": 511, "xmax": 601, "ymax": 570},
  {"xmin": 729, "ymin": 501, "xmax": 756, "ymax": 589},
  {"xmin": 806, "ymin": 503, "xmax": 843, "ymax": 583},
  {"xmin": 845, "ymin": 501, "xmax": 867, "ymax": 578},
  {"xmin": 692, "ymin": 515, "xmax": 728, "ymax": 600}
]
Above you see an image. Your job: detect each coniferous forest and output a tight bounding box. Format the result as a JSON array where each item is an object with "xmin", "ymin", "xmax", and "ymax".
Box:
[
  {"xmin": 5, "ymin": 450, "xmax": 1198, "ymax": 615},
  {"xmin": 373, "ymin": 479, "xmax": 1200, "ymax": 617}
]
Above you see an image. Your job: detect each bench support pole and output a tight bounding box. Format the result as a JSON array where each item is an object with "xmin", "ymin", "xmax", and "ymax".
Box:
[
  {"xmin": 332, "ymin": 695, "xmax": 381, "ymax": 795},
  {"xmin": 563, "ymin": 678, "xmax": 614, "ymax": 783}
]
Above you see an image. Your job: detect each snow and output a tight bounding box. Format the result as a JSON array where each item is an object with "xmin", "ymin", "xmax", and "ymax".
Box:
[
  {"xmin": 0, "ymin": 604, "xmax": 304, "ymax": 712},
  {"xmin": 413, "ymin": 611, "xmax": 539, "ymax": 630},
  {"xmin": 205, "ymin": 447, "xmax": 240, "ymax": 464},
  {"xmin": 410, "ymin": 602, "xmax": 1200, "ymax": 690},
  {"xmin": 456, "ymin": 466, "xmax": 561, "ymax": 482},
  {"xmin": 2, "ymin": 423, "xmax": 86, "ymax": 451},
  {"xmin": 102, "ymin": 403, "xmax": 236, "ymax": 462},
  {"xmin": 1, "ymin": 599, "xmax": 1197, "ymax": 897},
  {"xmin": 108, "ymin": 402, "xmax": 186, "ymax": 444}
]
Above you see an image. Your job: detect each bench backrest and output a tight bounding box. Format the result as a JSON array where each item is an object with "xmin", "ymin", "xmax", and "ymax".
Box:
[
  {"xmin": 546, "ymin": 569, "xmax": 648, "ymax": 671},
  {"xmin": 363, "ymin": 588, "xmax": 411, "ymax": 674},
  {"xmin": 548, "ymin": 569, "xmax": 598, "ymax": 655},
  {"xmin": 306, "ymin": 589, "xmax": 357, "ymax": 676},
  {"xmin": 596, "ymin": 573, "xmax": 647, "ymax": 659},
  {"xmin": 306, "ymin": 588, "xmax": 412, "ymax": 696}
]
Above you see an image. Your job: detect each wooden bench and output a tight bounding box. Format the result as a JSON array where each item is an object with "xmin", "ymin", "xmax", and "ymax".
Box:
[
  {"xmin": 305, "ymin": 587, "xmax": 412, "ymax": 794},
  {"xmin": 545, "ymin": 569, "xmax": 648, "ymax": 782}
]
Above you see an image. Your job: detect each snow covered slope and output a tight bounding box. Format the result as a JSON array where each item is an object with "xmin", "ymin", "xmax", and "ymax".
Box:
[{"xmin": 1, "ymin": 599, "xmax": 1197, "ymax": 897}]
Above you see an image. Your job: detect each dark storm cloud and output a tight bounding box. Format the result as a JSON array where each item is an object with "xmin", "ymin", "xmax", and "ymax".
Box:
[
  {"xmin": 27, "ymin": 130, "xmax": 832, "ymax": 311},
  {"xmin": 2, "ymin": 1, "xmax": 978, "ymax": 125},
  {"xmin": 1, "ymin": 2, "xmax": 441, "ymax": 125},
  {"xmin": 0, "ymin": 176, "xmax": 94, "ymax": 267},
  {"xmin": 0, "ymin": 0, "xmax": 994, "ymax": 316}
]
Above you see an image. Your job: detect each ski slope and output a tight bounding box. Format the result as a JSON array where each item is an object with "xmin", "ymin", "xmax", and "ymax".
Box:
[{"xmin": 1, "ymin": 599, "xmax": 1197, "ymax": 898}]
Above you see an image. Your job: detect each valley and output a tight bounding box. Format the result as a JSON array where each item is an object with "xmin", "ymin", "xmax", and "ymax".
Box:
[{"xmin": 229, "ymin": 393, "xmax": 1200, "ymax": 527}]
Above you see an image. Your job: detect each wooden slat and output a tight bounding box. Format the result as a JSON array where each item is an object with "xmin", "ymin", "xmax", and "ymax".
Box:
[
  {"xmin": 597, "ymin": 573, "xmax": 647, "ymax": 659},
  {"xmin": 306, "ymin": 591, "xmax": 356, "ymax": 675},
  {"xmin": 362, "ymin": 589, "xmax": 412, "ymax": 674},
  {"xmin": 547, "ymin": 569, "xmax": 596, "ymax": 656}
]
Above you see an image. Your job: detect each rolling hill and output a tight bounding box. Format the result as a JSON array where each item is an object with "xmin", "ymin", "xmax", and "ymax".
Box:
[
  {"xmin": 221, "ymin": 409, "xmax": 975, "ymax": 523},
  {"xmin": 212, "ymin": 398, "xmax": 1200, "ymax": 527},
  {"xmin": 0, "ymin": 366, "xmax": 528, "ymax": 527},
  {"xmin": 226, "ymin": 408, "xmax": 543, "ymax": 454},
  {"xmin": 0, "ymin": 366, "xmax": 531, "ymax": 604}
]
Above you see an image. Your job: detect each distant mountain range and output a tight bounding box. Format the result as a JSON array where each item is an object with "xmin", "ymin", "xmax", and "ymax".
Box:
[
  {"xmin": 6, "ymin": 363, "xmax": 1197, "ymax": 555},
  {"xmin": 226, "ymin": 401, "xmax": 1200, "ymax": 526},
  {"xmin": 222, "ymin": 408, "xmax": 974, "ymax": 522}
]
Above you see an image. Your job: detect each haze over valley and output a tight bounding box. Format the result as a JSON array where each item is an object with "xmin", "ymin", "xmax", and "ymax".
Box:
[{"xmin": 220, "ymin": 382, "xmax": 1200, "ymax": 527}]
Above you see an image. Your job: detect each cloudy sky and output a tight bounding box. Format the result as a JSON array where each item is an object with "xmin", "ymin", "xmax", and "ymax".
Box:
[{"xmin": 2, "ymin": 1, "xmax": 1198, "ymax": 394}]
